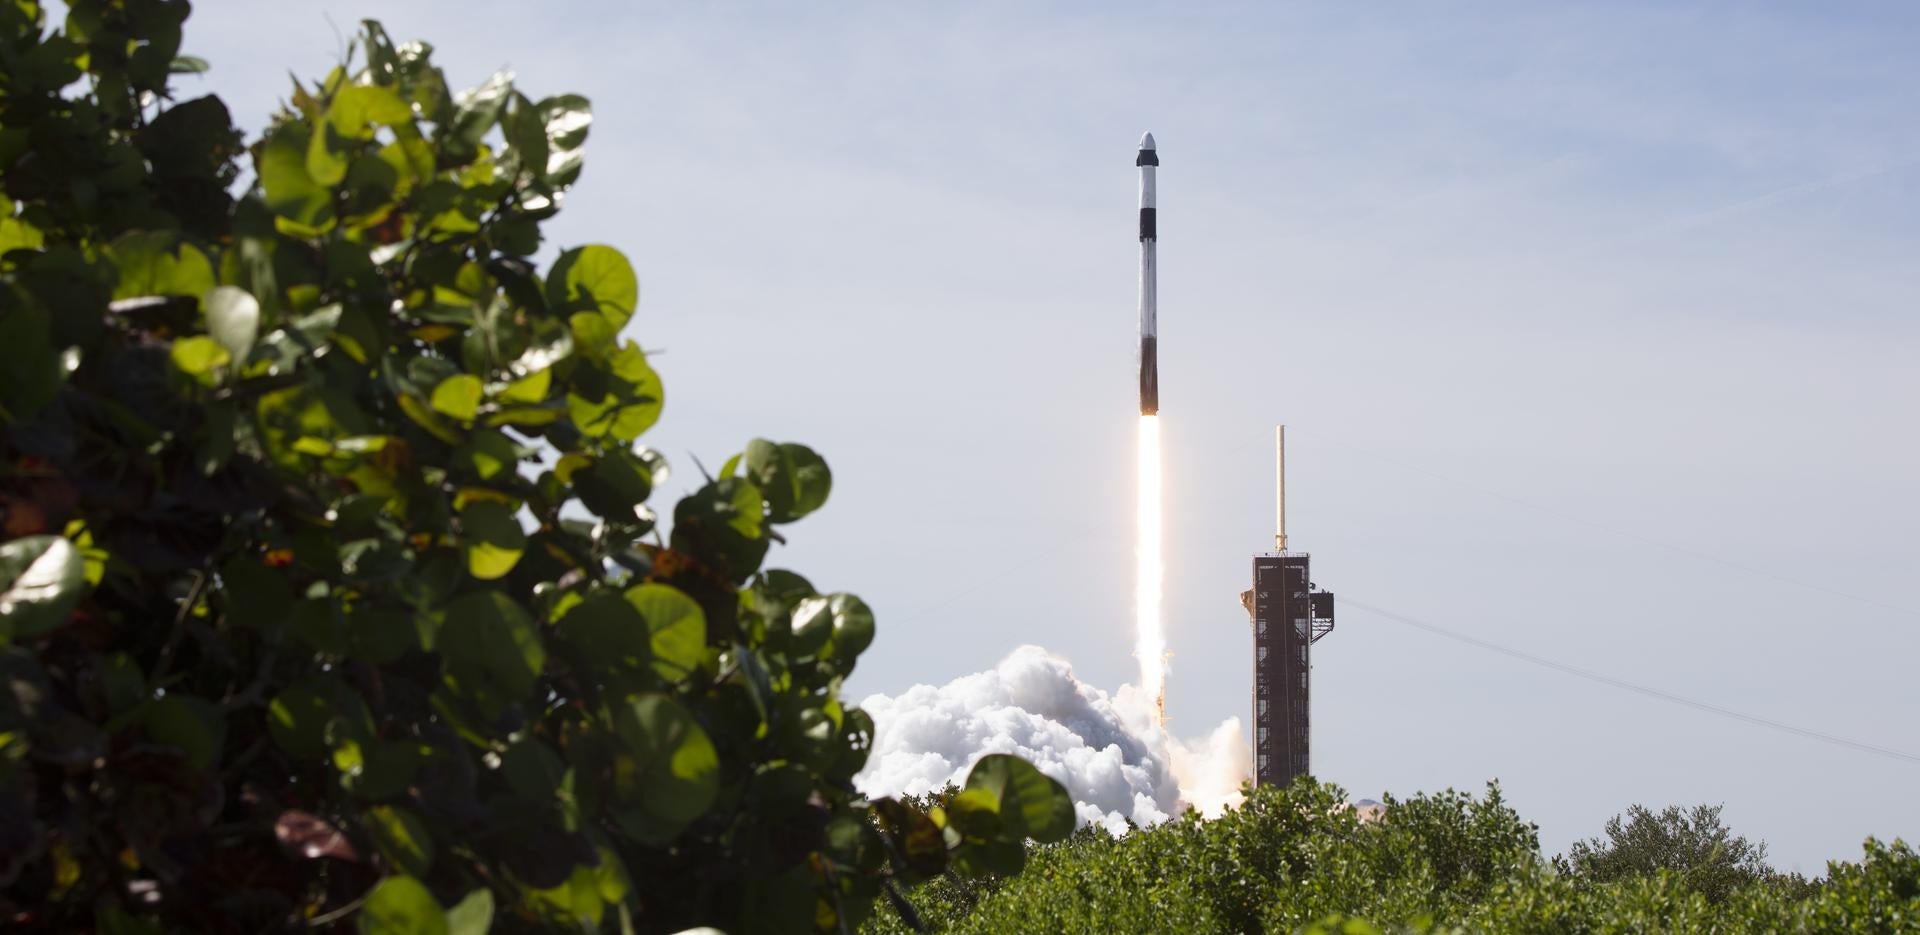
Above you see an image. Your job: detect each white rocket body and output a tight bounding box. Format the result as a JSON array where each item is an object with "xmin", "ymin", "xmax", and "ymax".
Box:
[{"xmin": 1138, "ymin": 132, "xmax": 1159, "ymax": 415}]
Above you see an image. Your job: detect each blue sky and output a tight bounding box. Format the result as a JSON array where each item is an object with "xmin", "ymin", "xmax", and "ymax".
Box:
[{"xmin": 186, "ymin": 1, "xmax": 1919, "ymax": 869}]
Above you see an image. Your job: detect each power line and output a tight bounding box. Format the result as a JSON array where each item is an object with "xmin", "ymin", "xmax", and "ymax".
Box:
[
  {"xmin": 1297, "ymin": 427, "xmax": 1919, "ymax": 620},
  {"xmin": 1340, "ymin": 595, "xmax": 1920, "ymax": 767}
]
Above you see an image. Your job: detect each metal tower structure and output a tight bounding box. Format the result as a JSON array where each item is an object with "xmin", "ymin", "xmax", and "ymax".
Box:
[{"xmin": 1244, "ymin": 427, "xmax": 1335, "ymax": 786}]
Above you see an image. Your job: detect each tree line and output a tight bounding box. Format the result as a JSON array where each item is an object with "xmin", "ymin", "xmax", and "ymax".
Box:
[{"xmin": 861, "ymin": 781, "xmax": 1916, "ymax": 934}]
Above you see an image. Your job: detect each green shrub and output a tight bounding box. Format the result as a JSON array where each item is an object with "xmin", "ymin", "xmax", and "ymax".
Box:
[
  {"xmin": 1558, "ymin": 804, "xmax": 1772, "ymax": 904},
  {"xmin": 0, "ymin": 3, "xmax": 1068, "ymax": 931}
]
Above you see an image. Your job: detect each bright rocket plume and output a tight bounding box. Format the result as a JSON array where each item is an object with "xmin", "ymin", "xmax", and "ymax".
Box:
[{"xmin": 1136, "ymin": 414, "xmax": 1166, "ymax": 714}]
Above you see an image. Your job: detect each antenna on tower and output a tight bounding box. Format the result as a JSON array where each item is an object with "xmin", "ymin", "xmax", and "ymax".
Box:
[{"xmin": 1275, "ymin": 425, "xmax": 1287, "ymax": 552}]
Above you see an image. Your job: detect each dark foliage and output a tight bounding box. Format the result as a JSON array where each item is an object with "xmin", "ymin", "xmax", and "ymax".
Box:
[{"xmin": 0, "ymin": 3, "xmax": 1070, "ymax": 931}]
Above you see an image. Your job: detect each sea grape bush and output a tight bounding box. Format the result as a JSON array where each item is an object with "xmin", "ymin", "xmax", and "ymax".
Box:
[
  {"xmin": 864, "ymin": 780, "xmax": 1920, "ymax": 935},
  {"xmin": 0, "ymin": 2, "xmax": 1069, "ymax": 931}
]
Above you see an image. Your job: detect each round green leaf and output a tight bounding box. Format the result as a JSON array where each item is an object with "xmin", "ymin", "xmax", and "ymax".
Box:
[
  {"xmin": 439, "ymin": 590, "xmax": 545, "ymax": 711},
  {"xmin": 823, "ymin": 593, "xmax": 875, "ymax": 659},
  {"xmin": 603, "ymin": 344, "xmax": 662, "ymax": 441},
  {"xmin": 460, "ymin": 501, "xmax": 525, "ymax": 581},
  {"xmin": 259, "ymin": 124, "xmax": 334, "ymax": 233},
  {"xmin": 828, "ymin": 706, "xmax": 875, "ymax": 782},
  {"xmin": 668, "ymin": 478, "xmax": 768, "ymax": 582},
  {"xmin": 573, "ymin": 449, "xmax": 652, "ymax": 523},
  {"xmin": 964, "ymin": 753, "xmax": 1074, "ymax": 844},
  {"xmin": 554, "ymin": 591, "xmax": 649, "ymax": 671},
  {"xmin": 445, "ymin": 891, "xmax": 494, "ymax": 935},
  {"xmin": 170, "ymin": 335, "xmax": 230, "ymax": 379},
  {"xmin": 788, "ymin": 593, "xmax": 872, "ymax": 661},
  {"xmin": 452, "ymin": 430, "xmax": 519, "ymax": 481},
  {"xmin": 537, "ymin": 94, "xmax": 592, "ymax": 186},
  {"xmin": 0, "ymin": 535, "xmax": 87, "ymax": 640},
  {"xmin": 546, "ymin": 245, "xmax": 637, "ymax": 331},
  {"xmin": 379, "ymin": 136, "xmax": 435, "ymax": 194},
  {"xmin": 567, "ymin": 311, "xmax": 615, "ymax": 358},
  {"xmin": 267, "ymin": 676, "xmax": 372, "ymax": 760},
  {"xmin": 430, "ymin": 374, "xmax": 483, "ymax": 422},
  {"xmin": 0, "ymin": 212, "xmax": 45, "ymax": 252},
  {"xmin": 366, "ymin": 805, "xmax": 435, "ymax": 877},
  {"xmin": 496, "ymin": 368, "xmax": 551, "ymax": 405},
  {"xmin": 358, "ymin": 875, "xmax": 448, "ymax": 935},
  {"xmin": 524, "ymin": 862, "xmax": 607, "ymax": 930},
  {"xmin": 108, "ymin": 231, "xmax": 215, "ymax": 300},
  {"xmin": 623, "ymin": 583, "xmax": 706, "ymax": 680},
  {"xmin": 330, "ymin": 84, "xmax": 413, "ymax": 139},
  {"xmin": 565, "ymin": 390, "xmax": 617, "ymax": 439},
  {"xmin": 787, "ymin": 596, "xmax": 834, "ymax": 656},
  {"xmin": 503, "ymin": 92, "xmax": 548, "ymax": 182},
  {"xmin": 311, "ymin": 86, "xmax": 413, "ymax": 187},
  {"xmin": 744, "ymin": 440, "xmax": 832, "ymax": 524},
  {"xmin": 872, "ymin": 799, "xmax": 948, "ymax": 878},
  {"xmin": 396, "ymin": 394, "xmax": 462, "ymax": 444},
  {"xmin": 611, "ymin": 693, "xmax": 718, "ymax": 840},
  {"xmin": 203, "ymin": 285, "xmax": 260, "ymax": 365}
]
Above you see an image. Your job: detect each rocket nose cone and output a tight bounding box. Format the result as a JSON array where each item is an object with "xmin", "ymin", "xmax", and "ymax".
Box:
[{"xmin": 1139, "ymin": 131, "xmax": 1156, "ymax": 150}]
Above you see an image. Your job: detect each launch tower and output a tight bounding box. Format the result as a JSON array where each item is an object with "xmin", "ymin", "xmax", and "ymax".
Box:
[{"xmin": 1244, "ymin": 426, "xmax": 1335, "ymax": 785}]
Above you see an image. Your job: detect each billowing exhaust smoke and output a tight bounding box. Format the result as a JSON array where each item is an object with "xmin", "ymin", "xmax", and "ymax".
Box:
[{"xmin": 855, "ymin": 646, "xmax": 1249, "ymax": 834}]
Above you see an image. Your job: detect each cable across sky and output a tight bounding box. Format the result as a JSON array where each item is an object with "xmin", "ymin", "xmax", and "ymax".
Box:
[
  {"xmin": 1340, "ymin": 596, "xmax": 1920, "ymax": 767},
  {"xmin": 1295, "ymin": 426, "xmax": 1920, "ymax": 621}
]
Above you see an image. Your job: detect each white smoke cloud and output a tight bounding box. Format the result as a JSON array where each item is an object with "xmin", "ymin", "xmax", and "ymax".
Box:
[
  {"xmin": 1166, "ymin": 714, "xmax": 1252, "ymax": 819},
  {"xmin": 854, "ymin": 645, "xmax": 1249, "ymax": 834}
]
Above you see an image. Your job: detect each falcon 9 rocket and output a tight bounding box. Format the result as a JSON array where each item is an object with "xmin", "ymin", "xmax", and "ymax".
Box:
[{"xmin": 1137, "ymin": 132, "xmax": 1158, "ymax": 415}]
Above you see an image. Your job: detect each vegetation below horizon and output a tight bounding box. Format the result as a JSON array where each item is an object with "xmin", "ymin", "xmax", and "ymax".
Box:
[{"xmin": 863, "ymin": 780, "xmax": 1920, "ymax": 935}]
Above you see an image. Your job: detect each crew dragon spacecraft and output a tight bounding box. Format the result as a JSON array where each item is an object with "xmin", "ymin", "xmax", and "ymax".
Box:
[{"xmin": 1137, "ymin": 132, "xmax": 1159, "ymax": 416}]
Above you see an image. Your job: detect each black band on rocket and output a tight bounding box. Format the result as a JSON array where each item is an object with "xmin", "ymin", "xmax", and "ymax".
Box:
[
  {"xmin": 1136, "ymin": 149, "xmax": 1159, "ymax": 167},
  {"xmin": 1139, "ymin": 208, "xmax": 1157, "ymax": 241},
  {"xmin": 1139, "ymin": 335, "xmax": 1159, "ymax": 415}
]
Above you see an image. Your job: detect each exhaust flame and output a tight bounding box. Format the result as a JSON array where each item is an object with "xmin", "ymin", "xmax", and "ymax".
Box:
[{"xmin": 1136, "ymin": 415, "xmax": 1166, "ymax": 718}]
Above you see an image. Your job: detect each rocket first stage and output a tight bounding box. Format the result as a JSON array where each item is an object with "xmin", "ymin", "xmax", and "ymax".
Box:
[{"xmin": 1137, "ymin": 132, "xmax": 1159, "ymax": 415}]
